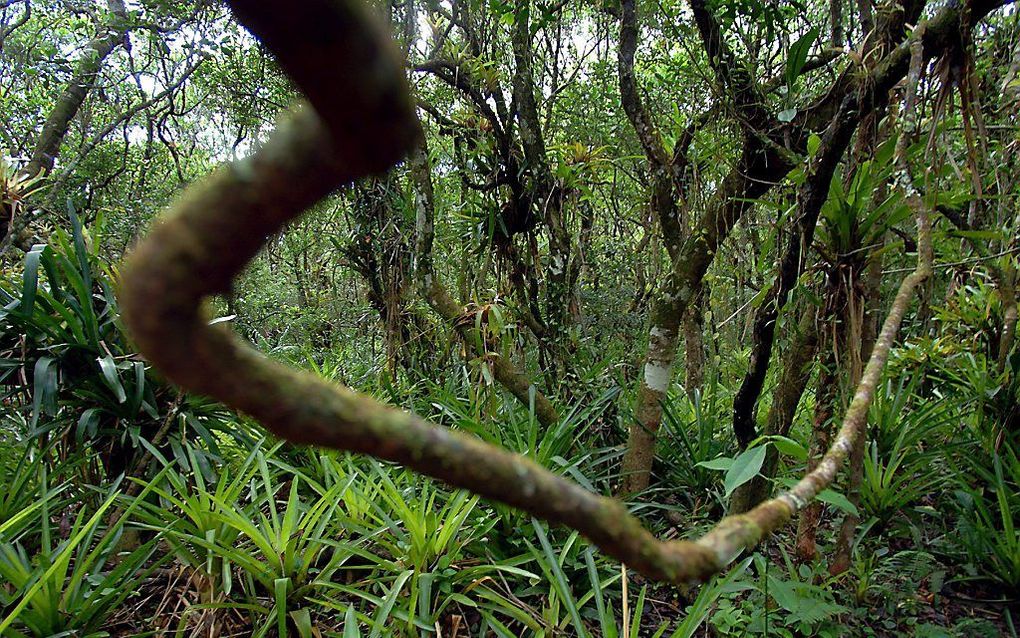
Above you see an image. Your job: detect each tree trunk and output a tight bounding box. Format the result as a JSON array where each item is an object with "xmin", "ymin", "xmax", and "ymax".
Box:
[
  {"xmin": 621, "ymin": 300, "xmax": 682, "ymax": 492},
  {"xmin": 23, "ymin": 0, "xmax": 128, "ymax": 179},
  {"xmin": 828, "ymin": 263, "xmax": 876, "ymax": 574},
  {"xmin": 409, "ymin": 141, "xmax": 560, "ymax": 428},
  {"xmin": 2, "ymin": 0, "xmax": 128, "ymax": 251},
  {"xmin": 795, "ymin": 344, "xmax": 838, "ymax": 562},
  {"xmin": 684, "ymin": 288, "xmax": 707, "ymax": 396},
  {"xmin": 730, "ymin": 304, "xmax": 819, "ymax": 513},
  {"xmin": 621, "ymin": 139, "xmax": 787, "ymax": 493}
]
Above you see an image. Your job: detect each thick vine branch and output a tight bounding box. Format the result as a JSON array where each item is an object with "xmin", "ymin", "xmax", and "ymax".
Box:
[
  {"xmin": 123, "ymin": 0, "xmax": 934, "ymax": 586},
  {"xmin": 715, "ymin": 33, "xmax": 935, "ymax": 558}
]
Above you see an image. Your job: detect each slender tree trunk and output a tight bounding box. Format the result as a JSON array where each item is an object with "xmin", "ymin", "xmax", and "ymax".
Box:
[
  {"xmin": 830, "ymin": 250, "xmax": 881, "ymax": 574},
  {"xmin": 23, "ymin": 0, "xmax": 127, "ymax": 179},
  {"xmin": 2, "ymin": 0, "xmax": 128, "ymax": 251},
  {"xmin": 409, "ymin": 141, "xmax": 560, "ymax": 428},
  {"xmin": 730, "ymin": 304, "xmax": 819, "ymax": 513},
  {"xmin": 684, "ymin": 288, "xmax": 707, "ymax": 396},
  {"xmin": 796, "ymin": 342, "xmax": 839, "ymax": 562},
  {"xmin": 796, "ymin": 255, "xmax": 867, "ymax": 564},
  {"xmin": 545, "ymin": 199, "xmax": 574, "ymax": 362},
  {"xmin": 622, "ymin": 300, "xmax": 682, "ymax": 492},
  {"xmin": 511, "ymin": 0, "xmax": 577, "ymax": 375},
  {"xmin": 796, "ymin": 261, "xmax": 853, "ymax": 563},
  {"xmin": 571, "ymin": 204, "xmax": 594, "ymax": 323},
  {"xmin": 621, "ymin": 141, "xmax": 785, "ymax": 493},
  {"xmin": 830, "ymin": 0, "xmax": 843, "ymax": 48}
]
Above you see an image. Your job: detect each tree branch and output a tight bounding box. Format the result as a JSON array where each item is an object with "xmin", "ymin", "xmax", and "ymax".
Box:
[{"xmin": 409, "ymin": 139, "xmax": 560, "ymax": 428}]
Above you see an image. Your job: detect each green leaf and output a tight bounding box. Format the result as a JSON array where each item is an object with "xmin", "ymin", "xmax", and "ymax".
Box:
[
  {"xmin": 18, "ymin": 244, "xmax": 47, "ymax": 315},
  {"xmin": 98, "ymin": 354, "xmax": 127, "ymax": 403},
  {"xmin": 807, "ymin": 133, "xmax": 822, "ymax": 158},
  {"xmin": 68, "ymin": 200, "xmax": 93, "ymax": 292},
  {"xmin": 724, "ymin": 446, "xmax": 767, "ymax": 498},
  {"xmin": 696, "ymin": 456, "xmax": 734, "ymax": 471},
  {"xmin": 274, "ymin": 578, "xmax": 290, "ymax": 637},
  {"xmin": 766, "ymin": 575, "xmax": 800, "ymax": 612},
  {"xmin": 77, "ymin": 407, "xmax": 102, "ymax": 441},
  {"xmin": 31, "ymin": 356, "xmax": 58, "ymax": 426},
  {"xmin": 629, "ymin": 584, "xmax": 647, "ymax": 638},
  {"xmin": 949, "ymin": 229, "xmax": 1004, "ymax": 242},
  {"xmin": 369, "ymin": 570, "xmax": 411, "ymax": 638},
  {"xmin": 289, "ymin": 608, "xmax": 312, "ymax": 636},
  {"xmin": 531, "ymin": 520, "xmax": 590, "ymax": 638},
  {"xmin": 749, "ymin": 284, "xmax": 773, "ymax": 309},
  {"xmin": 786, "ymin": 27, "xmax": 819, "ymax": 87},
  {"xmin": 343, "ymin": 606, "xmax": 362, "ymax": 638},
  {"xmin": 770, "ymin": 436, "xmax": 808, "ymax": 461},
  {"xmin": 816, "ymin": 488, "xmax": 859, "ymax": 517},
  {"xmin": 584, "ymin": 548, "xmax": 614, "ymax": 638}
]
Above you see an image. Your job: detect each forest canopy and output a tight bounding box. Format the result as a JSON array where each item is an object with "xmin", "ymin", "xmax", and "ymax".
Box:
[{"xmin": 0, "ymin": 0, "xmax": 1018, "ymax": 635}]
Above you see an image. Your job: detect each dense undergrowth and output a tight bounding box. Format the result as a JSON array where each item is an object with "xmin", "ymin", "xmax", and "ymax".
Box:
[
  {"xmin": 0, "ymin": 214, "xmax": 1016, "ymax": 637},
  {"xmin": 2, "ymin": 0, "xmax": 1019, "ymax": 632}
]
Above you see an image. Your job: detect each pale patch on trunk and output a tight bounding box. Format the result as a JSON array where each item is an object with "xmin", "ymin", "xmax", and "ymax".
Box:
[{"xmin": 643, "ymin": 361, "xmax": 672, "ymax": 393}]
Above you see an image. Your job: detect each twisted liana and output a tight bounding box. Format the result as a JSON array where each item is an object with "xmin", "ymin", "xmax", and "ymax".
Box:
[{"xmin": 121, "ymin": 0, "xmax": 933, "ymax": 585}]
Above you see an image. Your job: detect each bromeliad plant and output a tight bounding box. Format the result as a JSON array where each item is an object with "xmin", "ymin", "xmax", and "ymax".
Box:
[
  {"xmin": 0, "ymin": 152, "xmax": 47, "ymax": 253},
  {"xmin": 134, "ymin": 443, "xmax": 359, "ymax": 635},
  {"xmin": 319, "ymin": 460, "xmax": 503, "ymax": 635},
  {"xmin": 948, "ymin": 438, "xmax": 1020, "ymax": 594},
  {"xmin": 129, "ymin": 443, "xmax": 258, "ymax": 602},
  {"xmin": 0, "ymin": 445, "xmax": 67, "ymax": 543},
  {"xmin": 858, "ymin": 376, "xmax": 954, "ymax": 528},
  {"xmin": 520, "ymin": 521, "xmax": 755, "ymax": 638},
  {"xmin": 658, "ymin": 385, "xmax": 731, "ymax": 507},
  {"xmin": 0, "ymin": 207, "xmax": 237, "ymax": 483},
  {"xmin": 0, "ymin": 476, "xmax": 167, "ymax": 637}
]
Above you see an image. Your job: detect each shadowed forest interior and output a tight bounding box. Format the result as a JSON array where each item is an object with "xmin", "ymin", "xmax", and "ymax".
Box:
[{"xmin": 1, "ymin": 0, "xmax": 1019, "ymax": 635}]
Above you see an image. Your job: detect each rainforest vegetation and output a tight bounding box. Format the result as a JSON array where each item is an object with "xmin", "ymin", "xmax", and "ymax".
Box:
[{"xmin": 0, "ymin": 0, "xmax": 1018, "ymax": 635}]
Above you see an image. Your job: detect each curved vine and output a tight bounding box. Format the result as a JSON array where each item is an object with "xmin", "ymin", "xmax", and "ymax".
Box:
[{"xmin": 121, "ymin": 0, "xmax": 932, "ymax": 585}]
